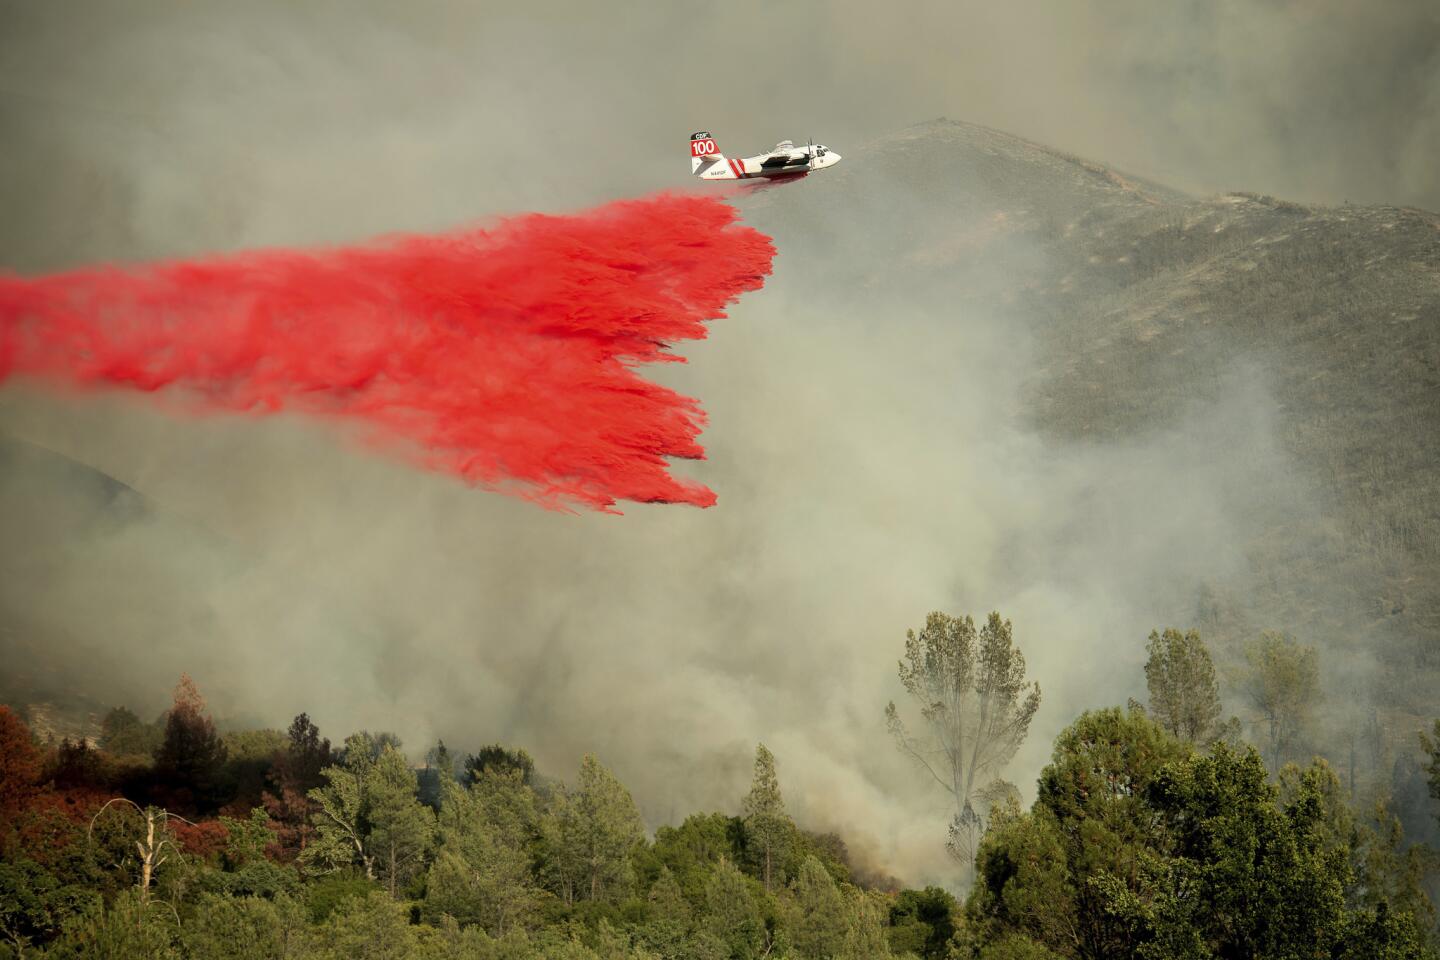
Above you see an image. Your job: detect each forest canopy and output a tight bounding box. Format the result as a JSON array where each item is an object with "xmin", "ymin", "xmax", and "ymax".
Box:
[{"xmin": 2, "ymin": 618, "xmax": 1438, "ymax": 960}]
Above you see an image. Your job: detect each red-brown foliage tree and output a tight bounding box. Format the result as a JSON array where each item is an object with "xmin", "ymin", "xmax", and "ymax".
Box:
[
  {"xmin": 0, "ymin": 705, "xmax": 42, "ymax": 818},
  {"xmin": 172, "ymin": 818, "xmax": 229, "ymax": 860},
  {"xmin": 0, "ymin": 707, "xmax": 103, "ymax": 868},
  {"xmin": 262, "ymin": 712, "xmax": 332, "ymax": 859}
]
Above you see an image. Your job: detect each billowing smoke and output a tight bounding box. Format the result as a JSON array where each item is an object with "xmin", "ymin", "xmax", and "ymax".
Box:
[
  {"xmin": 1, "ymin": 195, "xmax": 773, "ymax": 511},
  {"xmin": 1, "ymin": 0, "xmax": 1425, "ymax": 890}
]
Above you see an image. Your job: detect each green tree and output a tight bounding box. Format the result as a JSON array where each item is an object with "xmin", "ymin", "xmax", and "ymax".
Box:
[
  {"xmin": 967, "ymin": 707, "xmax": 1432, "ymax": 960},
  {"xmin": 886, "ymin": 886, "xmax": 957, "ymax": 959},
  {"xmin": 741, "ymin": 743, "xmax": 791, "ymax": 892},
  {"xmin": 0, "ymin": 858, "xmax": 99, "ymax": 954},
  {"xmin": 1349, "ymin": 797, "xmax": 1436, "ymax": 944},
  {"xmin": 647, "ymin": 866, "xmax": 691, "ymax": 925},
  {"xmin": 1418, "ymin": 719, "xmax": 1440, "ymax": 830},
  {"xmin": 886, "ymin": 611, "xmax": 1041, "ymax": 865},
  {"xmin": 1334, "ymin": 905, "xmax": 1431, "ymax": 960},
  {"xmin": 222, "ymin": 729, "xmax": 287, "ymax": 812},
  {"xmin": 787, "ymin": 830, "xmax": 854, "ymax": 886},
  {"xmin": 1104, "ymin": 746, "xmax": 1351, "ymax": 959},
  {"xmin": 153, "ymin": 674, "xmax": 229, "ymax": 811},
  {"xmin": 367, "ymin": 745, "xmax": 435, "ymax": 897},
  {"xmin": 218, "ymin": 807, "xmax": 277, "ymax": 870},
  {"xmin": 182, "ymin": 891, "xmax": 307, "ymax": 960},
  {"xmin": 88, "ymin": 798, "xmax": 196, "ymax": 906},
  {"xmin": 98, "ymin": 706, "xmax": 162, "ymax": 757},
  {"xmin": 222, "ymin": 729, "xmax": 288, "ymax": 765},
  {"xmin": 301, "ymin": 733, "xmax": 380, "ymax": 880},
  {"xmin": 703, "ymin": 858, "xmax": 762, "ymax": 959},
  {"xmin": 425, "ymin": 739, "xmax": 455, "ymax": 780},
  {"xmin": 841, "ymin": 887, "xmax": 893, "ymax": 960},
  {"xmin": 424, "ymin": 770, "xmax": 540, "ymax": 935},
  {"xmin": 790, "ymin": 855, "xmax": 846, "ymax": 960},
  {"xmin": 973, "ymin": 934, "xmax": 1065, "ymax": 959},
  {"xmin": 463, "ymin": 744, "xmax": 536, "ymax": 786},
  {"xmin": 419, "ymin": 739, "xmax": 457, "ymax": 811},
  {"xmin": 647, "ymin": 813, "xmax": 743, "ymax": 905},
  {"xmin": 525, "ymin": 930, "xmax": 606, "ymax": 960},
  {"xmin": 300, "ymin": 734, "xmax": 435, "ymax": 896},
  {"xmin": 304, "ymin": 872, "xmax": 379, "ymax": 924},
  {"xmin": 284, "ymin": 713, "xmax": 333, "ymax": 776},
  {"xmin": 1242, "ymin": 631, "xmax": 1319, "ymax": 771},
  {"xmin": 968, "ymin": 707, "xmax": 1189, "ymax": 957},
  {"xmin": 557, "ymin": 755, "xmax": 645, "ymax": 904},
  {"xmin": 1143, "ymin": 628, "xmax": 1222, "ymax": 744},
  {"xmin": 43, "ymin": 889, "xmax": 180, "ymax": 960},
  {"xmin": 305, "ymin": 890, "xmax": 417, "ymax": 960}
]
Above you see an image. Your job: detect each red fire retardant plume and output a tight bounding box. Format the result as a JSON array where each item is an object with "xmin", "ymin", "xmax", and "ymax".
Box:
[{"xmin": 0, "ymin": 193, "xmax": 775, "ymax": 512}]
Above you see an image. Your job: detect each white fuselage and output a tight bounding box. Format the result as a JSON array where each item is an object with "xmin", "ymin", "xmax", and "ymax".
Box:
[{"xmin": 694, "ymin": 140, "xmax": 842, "ymax": 181}]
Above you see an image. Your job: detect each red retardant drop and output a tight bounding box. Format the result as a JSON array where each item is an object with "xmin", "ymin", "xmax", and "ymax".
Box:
[{"xmin": 0, "ymin": 193, "xmax": 776, "ymax": 512}]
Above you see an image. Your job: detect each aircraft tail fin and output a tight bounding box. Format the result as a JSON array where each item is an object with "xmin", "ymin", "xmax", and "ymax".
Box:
[{"xmin": 690, "ymin": 131, "xmax": 734, "ymax": 177}]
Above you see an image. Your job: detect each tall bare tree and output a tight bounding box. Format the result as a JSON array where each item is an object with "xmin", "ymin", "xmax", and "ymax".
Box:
[
  {"xmin": 886, "ymin": 610, "xmax": 1041, "ymax": 866},
  {"xmin": 89, "ymin": 798, "xmax": 195, "ymax": 904}
]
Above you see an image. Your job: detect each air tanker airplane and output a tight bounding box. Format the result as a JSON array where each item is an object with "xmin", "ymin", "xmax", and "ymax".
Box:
[{"xmin": 689, "ymin": 131, "xmax": 841, "ymax": 181}]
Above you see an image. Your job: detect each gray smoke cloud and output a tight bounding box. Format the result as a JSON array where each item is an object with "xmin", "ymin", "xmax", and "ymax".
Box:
[
  {"xmin": 3, "ymin": 0, "xmax": 1437, "ymax": 268},
  {"xmin": 0, "ymin": 0, "xmax": 1420, "ymax": 884}
]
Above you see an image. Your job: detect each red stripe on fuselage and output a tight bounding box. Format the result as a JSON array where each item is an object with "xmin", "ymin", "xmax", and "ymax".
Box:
[{"xmin": 729, "ymin": 158, "xmax": 744, "ymax": 179}]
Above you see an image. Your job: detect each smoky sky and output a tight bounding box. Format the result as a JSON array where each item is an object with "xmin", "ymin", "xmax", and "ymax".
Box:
[
  {"xmin": 3, "ymin": 0, "xmax": 1439, "ymax": 272},
  {"xmin": 0, "ymin": 0, "xmax": 1428, "ymax": 885}
]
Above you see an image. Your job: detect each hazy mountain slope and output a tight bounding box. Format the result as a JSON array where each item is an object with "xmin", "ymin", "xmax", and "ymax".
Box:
[
  {"xmin": 744, "ymin": 117, "xmax": 1440, "ymax": 751},
  {"xmin": 0, "ymin": 436, "xmax": 261, "ymax": 740},
  {"xmin": 4, "ymin": 117, "xmax": 1438, "ymax": 867},
  {"xmin": 1030, "ymin": 194, "xmax": 1440, "ymax": 683}
]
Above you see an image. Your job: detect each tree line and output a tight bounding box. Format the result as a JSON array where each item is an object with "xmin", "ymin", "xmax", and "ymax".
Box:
[
  {"xmin": 2, "ymin": 610, "xmax": 1439, "ymax": 958},
  {"xmin": 0, "ymin": 677, "xmax": 945, "ymax": 959},
  {"xmin": 885, "ymin": 612, "xmax": 1440, "ymax": 958}
]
